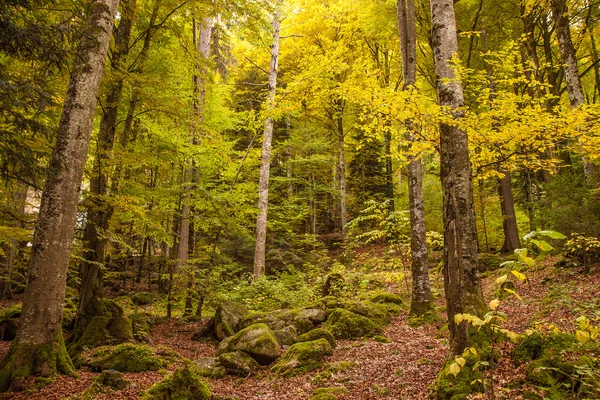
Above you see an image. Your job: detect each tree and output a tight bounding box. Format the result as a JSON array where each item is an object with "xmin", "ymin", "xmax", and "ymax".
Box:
[
  {"xmin": 429, "ymin": 0, "xmax": 485, "ymax": 355},
  {"xmin": 397, "ymin": 0, "xmax": 433, "ymax": 317},
  {"xmin": 253, "ymin": 11, "xmax": 281, "ymax": 278},
  {"xmin": 0, "ymin": 0, "xmax": 119, "ymax": 390}
]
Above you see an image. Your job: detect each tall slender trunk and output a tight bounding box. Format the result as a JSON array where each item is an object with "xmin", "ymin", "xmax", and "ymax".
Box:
[
  {"xmin": 498, "ymin": 171, "xmax": 521, "ymax": 253},
  {"xmin": 336, "ymin": 104, "xmax": 347, "ymax": 242},
  {"xmin": 0, "ymin": 183, "xmax": 28, "ymax": 299},
  {"xmin": 79, "ymin": 0, "xmax": 137, "ymax": 316},
  {"xmin": 398, "ymin": 0, "xmax": 432, "ymax": 316},
  {"xmin": 253, "ymin": 12, "xmax": 280, "ymax": 278},
  {"xmin": 0, "ymin": 0, "xmax": 119, "ymax": 390},
  {"xmin": 430, "ymin": 0, "xmax": 485, "ymax": 356}
]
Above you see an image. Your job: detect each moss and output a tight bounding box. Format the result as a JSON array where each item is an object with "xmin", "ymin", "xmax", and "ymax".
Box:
[
  {"xmin": 97, "ymin": 369, "xmax": 128, "ymax": 389},
  {"xmin": 273, "ymin": 326, "xmax": 299, "ymax": 346},
  {"xmin": 142, "ymin": 364, "xmax": 211, "ymax": 400},
  {"xmin": 514, "ymin": 332, "xmax": 578, "ymax": 366},
  {"xmin": 324, "ymin": 308, "xmax": 382, "ymax": 339},
  {"xmin": 312, "ymin": 361, "xmax": 357, "ymax": 385},
  {"xmin": 216, "ymin": 323, "xmax": 280, "ymax": 365},
  {"xmin": 0, "ymin": 304, "xmax": 21, "ymax": 341},
  {"xmin": 132, "ymin": 292, "xmax": 154, "ymax": 306},
  {"xmin": 0, "ymin": 331, "xmax": 75, "ymax": 392},
  {"xmin": 271, "ymin": 339, "xmax": 333, "ymax": 377},
  {"xmin": 407, "ymin": 311, "xmax": 441, "ymax": 328},
  {"xmin": 130, "ymin": 313, "xmax": 152, "ymax": 342},
  {"xmin": 380, "ymin": 302, "xmax": 402, "ymax": 316},
  {"xmin": 218, "ymin": 351, "xmax": 260, "ymax": 376},
  {"xmin": 373, "ymin": 335, "xmax": 391, "ymax": 343},
  {"xmin": 436, "ymin": 357, "xmax": 482, "ymax": 400},
  {"xmin": 214, "ymin": 301, "xmax": 248, "ymax": 340},
  {"xmin": 310, "ymin": 387, "xmax": 347, "ymax": 400},
  {"xmin": 298, "ymin": 328, "xmax": 336, "ymax": 348},
  {"xmin": 195, "ymin": 357, "xmax": 226, "ymax": 378},
  {"xmin": 311, "ymin": 394, "xmax": 337, "ymax": 400},
  {"xmin": 343, "ymin": 301, "xmax": 391, "ymax": 326},
  {"xmin": 371, "ymin": 293, "xmax": 404, "ymax": 305},
  {"xmin": 83, "ymin": 343, "xmax": 165, "ymax": 372},
  {"xmin": 478, "ymin": 253, "xmax": 503, "ymax": 272}
]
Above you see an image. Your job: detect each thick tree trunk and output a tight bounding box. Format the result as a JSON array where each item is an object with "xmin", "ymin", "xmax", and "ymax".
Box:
[
  {"xmin": 79, "ymin": 0, "xmax": 137, "ymax": 316},
  {"xmin": 397, "ymin": 0, "xmax": 433, "ymax": 316},
  {"xmin": 0, "ymin": 0, "xmax": 119, "ymax": 391},
  {"xmin": 253, "ymin": 12, "xmax": 280, "ymax": 278},
  {"xmin": 430, "ymin": 0, "xmax": 485, "ymax": 356},
  {"xmin": 499, "ymin": 171, "xmax": 521, "ymax": 253}
]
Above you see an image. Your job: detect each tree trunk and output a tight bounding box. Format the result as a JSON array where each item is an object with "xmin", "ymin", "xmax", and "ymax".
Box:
[
  {"xmin": 335, "ymin": 99, "xmax": 347, "ymax": 242},
  {"xmin": 0, "ymin": 0, "xmax": 119, "ymax": 391},
  {"xmin": 79, "ymin": 0, "xmax": 137, "ymax": 317},
  {"xmin": 397, "ymin": 0, "xmax": 433, "ymax": 317},
  {"xmin": 253, "ymin": 12, "xmax": 280, "ymax": 278},
  {"xmin": 498, "ymin": 171, "xmax": 521, "ymax": 253},
  {"xmin": 430, "ymin": 0, "xmax": 485, "ymax": 356}
]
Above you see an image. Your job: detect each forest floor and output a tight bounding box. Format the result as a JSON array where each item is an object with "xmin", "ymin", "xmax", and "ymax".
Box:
[{"xmin": 0, "ymin": 256, "xmax": 599, "ymax": 399}]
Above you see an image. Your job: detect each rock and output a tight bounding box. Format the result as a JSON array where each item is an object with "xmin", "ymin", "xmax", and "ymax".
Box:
[
  {"xmin": 370, "ymin": 292, "xmax": 404, "ymax": 305},
  {"xmin": 271, "ymin": 338, "xmax": 333, "ymax": 376},
  {"xmin": 130, "ymin": 312, "xmax": 152, "ymax": 343},
  {"xmin": 132, "ymin": 292, "xmax": 154, "ymax": 306},
  {"xmin": 192, "ymin": 317, "xmax": 216, "ymax": 340},
  {"xmin": 344, "ymin": 301, "xmax": 391, "ymax": 325},
  {"xmin": 217, "ymin": 323, "xmax": 280, "ymax": 365},
  {"xmin": 271, "ymin": 308, "xmax": 326, "ymax": 334},
  {"xmin": 142, "ymin": 364, "xmax": 211, "ymax": 400},
  {"xmin": 273, "ymin": 325, "xmax": 299, "ymax": 346},
  {"xmin": 0, "ymin": 305, "xmax": 20, "ymax": 341},
  {"xmin": 83, "ymin": 343, "xmax": 165, "ymax": 372},
  {"xmin": 214, "ymin": 301, "xmax": 248, "ymax": 340},
  {"xmin": 298, "ymin": 328, "xmax": 336, "ymax": 348},
  {"xmin": 218, "ymin": 351, "xmax": 260, "ymax": 376},
  {"xmin": 195, "ymin": 357, "xmax": 226, "ymax": 378},
  {"xmin": 98, "ymin": 369, "xmax": 128, "ymax": 389},
  {"xmin": 238, "ymin": 312, "xmax": 286, "ymax": 332},
  {"xmin": 324, "ymin": 308, "xmax": 382, "ymax": 339}
]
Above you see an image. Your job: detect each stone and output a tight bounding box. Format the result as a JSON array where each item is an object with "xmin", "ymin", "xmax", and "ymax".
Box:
[
  {"xmin": 142, "ymin": 364, "xmax": 211, "ymax": 400},
  {"xmin": 218, "ymin": 351, "xmax": 260, "ymax": 376},
  {"xmin": 214, "ymin": 301, "xmax": 248, "ymax": 340},
  {"xmin": 298, "ymin": 328, "xmax": 336, "ymax": 348},
  {"xmin": 273, "ymin": 325, "xmax": 299, "ymax": 346},
  {"xmin": 98, "ymin": 369, "xmax": 128, "ymax": 389},
  {"xmin": 324, "ymin": 308, "xmax": 382, "ymax": 339},
  {"xmin": 216, "ymin": 323, "xmax": 280, "ymax": 365},
  {"xmin": 192, "ymin": 317, "xmax": 216, "ymax": 340},
  {"xmin": 271, "ymin": 338, "xmax": 333, "ymax": 377}
]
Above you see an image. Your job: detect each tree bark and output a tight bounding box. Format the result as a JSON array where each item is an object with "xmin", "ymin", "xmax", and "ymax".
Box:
[
  {"xmin": 336, "ymin": 101, "xmax": 347, "ymax": 242},
  {"xmin": 430, "ymin": 0, "xmax": 485, "ymax": 356},
  {"xmin": 253, "ymin": 12, "xmax": 280, "ymax": 278},
  {"xmin": 397, "ymin": 0, "xmax": 433, "ymax": 317},
  {"xmin": 498, "ymin": 171, "xmax": 521, "ymax": 253},
  {"xmin": 0, "ymin": 0, "xmax": 119, "ymax": 391},
  {"xmin": 79, "ymin": 0, "xmax": 137, "ymax": 316}
]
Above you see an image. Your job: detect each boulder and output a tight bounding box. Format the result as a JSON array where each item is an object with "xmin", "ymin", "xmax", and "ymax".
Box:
[
  {"xmin": 218, "ymin": 351, "xmax": 260, "ymax": 376},
  {"xmin": 130, "ymin": 312, "xmax": 152, "ymax": 343},
  {"xmin": 83, "ymin": 343, "xmax": 165, "ymax": 372},
  {"xmin": 324, "ymin": 308, "xmax": 382, "ymax": 339},
  {"xmin": 344, "ymin": 301, "xmax": 391, "ymax": 325},
  {"xmin": 132, "ymin": 292, "xmax": 154, "ymax": 306},
  {"xmin": 271, "ymin": 338, "xmax": 333, "ymax": 376},
  {"xmin": 214, "ymin": 301, "xmax": 248, "ymax": 340},
  {"xmin": 192, "ymin": 317, "xmax": 216, "ymax": 341},
  {"xmin": 238, "ymin": 312, "xmax": 286, "ymax": 332},
  {"xmin": 195, "ymin": 357, "xmax": 226, "ymax": 378},
  {"xmin": 271, "ymin": 308, "xmax": 326, "ymax": 334},
  {"xmin": 370, "ymin": 292, "xmax": 404, "ymax": 305},
  {"xmin": 142, "ymin": 364, "xmax": 211, "ymax": 400},
  {"xmin": 298, "ymin": 328, "xmax": 336, "ymax": 348},
  {"xmin": 273, "ymin": 325, "xmax": 299, "ymax": 346},
  {"xmin": 217, "ymin": 323, "xmax": 280, "ymax": 365},
  {"xmin": 97, "ymin": 369, "xmax": 128, "ymax": 389}
]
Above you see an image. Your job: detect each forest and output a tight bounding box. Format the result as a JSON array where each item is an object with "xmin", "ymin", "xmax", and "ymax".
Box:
[{"xmin": 1, "ymin": 0, "xmax": 600, "ymax": 398}]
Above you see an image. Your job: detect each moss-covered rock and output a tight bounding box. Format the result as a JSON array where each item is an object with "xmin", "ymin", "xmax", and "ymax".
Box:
[
  {"xmin": 97, "ymin": 369, "xmax": 128, "ymax": 389},
  {"xmin": 371, "ymin": 293, "xmax": 404, "ymax": 306},
  {"xmin": 324, "ymin": 308, "xmax": 382, "ymax": 339},
  {"xmin": 142, "ymin": 364, "xmax": 211, "ymax": 400},
  {"xmin": 514, "ymin": 332, "xmax": 577, "ymax": 366},
  {"xmin": 298, "ymin": 328, "xmax": 336, "ymax": 348},
  {"xmin": 238, "ymin": 312, "xmax": 286, "ymax": 332},
  {"xmin": 83, "ymin": 343, "xmax": 165, "ymax": 372},
  {"xmin": 373, "ymin": 335, "xmax": 391, "ymax": 343},
  {"xmin": 216, "ymin": 323, "xmax": 280, "ymax": 365},
  {"xmin": 273, "ymin": 325, "xmax": 299, "ymax": 346},
  {"xmin": 271, "ymin": 338, "xmax": 333, "ymax": 377},
  {"xmin": 218, "ymin": 351, "xmax": 260, "ymax": 376},
  {"xmin": 214, "ymin": 301, "xmax": 248, "ymax": 340},
  {"xmin": 311, "ymin": 387, "xmax": 348, "ymax": 400},
  {"xmin": 192, "ymin": 317, "xmax": 216, "ymax": 341},
  {"xmin": 271, "ymin": 308, "xmax": 326, "ymax": 334},
  {"xmin": 130, "ymin": 312, "xmax": 152, "ymax": 343},
  {"xmin": 344, "ymin": 301, "xmax": 391, "ymax": 326},
  {"xmin": 132, "ymin": 292, "xmax": 154, "ymax": 306},
  {"xmin": 195, "ymin": 357, "xmax": 226, "ymax": 378},
  {"xmin": 0, "ymin": 304, "xmax": 21, "ymax": 341},
  {"xmin": 322, "ymin": 273, "xmax": 345, "ymax": 297}
]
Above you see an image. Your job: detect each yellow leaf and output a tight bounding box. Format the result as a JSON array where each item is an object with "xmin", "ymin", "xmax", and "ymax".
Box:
[
  {"xmin": 489, "ymin": 299, "xmax": 500, "ymax": 311},
  {"xmin": 454, "ymin": 313, "xmax": 465, "ymax": 325},
  {"xmin": 511, "ymin": 270, "xmax": 527, "ymax": 283},
  {"xmin": 455, "ymin": 357, "xmax": 466, "ymax": 367},
  {"xmin": 496, "ymin": 275, "xmax": 508, "ymax": 285},
  {"xmin": 576, "ymin": 330, "xmax": 590, "ymax": 344},
  {"xmin": 447, "ymin": 362, "xmax": 461, "ymax": 377}
]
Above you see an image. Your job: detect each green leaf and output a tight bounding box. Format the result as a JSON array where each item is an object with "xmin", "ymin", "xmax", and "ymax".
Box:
[{"xmin": 530, "ymin": 239, "xmax": 553, "ymax": 252}]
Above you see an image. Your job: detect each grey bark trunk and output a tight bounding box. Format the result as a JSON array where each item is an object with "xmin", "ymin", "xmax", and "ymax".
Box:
[
  {"xmin": 253, "ymin": 12, "xmax": 280, "ymax": 278},
  {"xmin": 79, "ymin": 0, "xmax": 136, "ymax": 315},
  {"xmin": 336, "ymin": 106, "xmax": 347, "ymax": 242},
  {"xmin": 430, "ymin": 0, "xmax": 485, "ymax": 356},
  {"xmin": 498, "ymin": 171, "xmax": 521, "ymax": 253},
  {"xmin": 397, "ymin": 0, "xmax": 433, "ymax": 316}
]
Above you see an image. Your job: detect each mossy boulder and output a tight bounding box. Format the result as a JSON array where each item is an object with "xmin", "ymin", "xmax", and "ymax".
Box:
[
  {"xmin": 298, "ymin": 328, "xmax": 336, "ymax": 348},
  {"xmin": 0, "ymin": 304, "xmax": 21, "ymax": 341},
  {"xmin": 214, "ymin": 301, "xmax": 248, "ymax": 340},
  {"xmin": 142, "ymin": 364, "xmax": 211, "ymax": 400},
  {"xmin": 97, "ymin": 369, "xmax": 128, "ymax": 389},
  {"xmin": 311, "ymin": 387, "xmax": 348, "ymax": 400},
  {"xmin": 344, "ymin": 301, "xmax": 391, "ymax": 326},
  {"xmin": 514, "ymin": 332, "xmax": 577, "ymax": 366},
  {"xmin": 324, "ymin": 308, "xmax": 382, "ymax": 339},
  {"xmin": 218, "ymin": 351, "xmax": 260, "ymax": 376},
  {"xmin": 195, "ymin": 357, "xmax": 226, "ymax": 378},
  {"xmin": 322, "ymin": 273, "xmax": 345, "ymax": 296},
  {"xmin": 83, "ymin": 343, "xmax": 165, "ymax": 372},
  {"xmin": 132, "ymin": 292, "xmax": 154, "ymax": 306},
  {"xmin": 216, "ymin": 323, "xmax": 280, "ymax": 365},
  {"xmin": 478, "ymin": 253, "xmax": 503, "ymax": 272},
  {"xmin": 271, "ymin": 338, "xmax": 333, "ymax": 376},
  {"xmin": 130, "ymin": 312, "xmax": 152, "ymax": 343},
  {"xmin": 192, "ymin": 317, "xmax": 216, "ymax": 341},
  {"xmin": 273, "ymin": 325, "xmax": 299, "ymax": 346},
  {"xmin": 238, "ymin": 312, "xmax": 286, "ymax": 332},
  {"xmin": 267, "ymin": 308, "xmax": 326, "ymax": 335},
  {"xmin": 312, "ymin": 361, "xmax": 358, "ymax": 384},
  {"xmin": 371, "ymin": 293, "xmax": 404, "ymax": 306}
]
